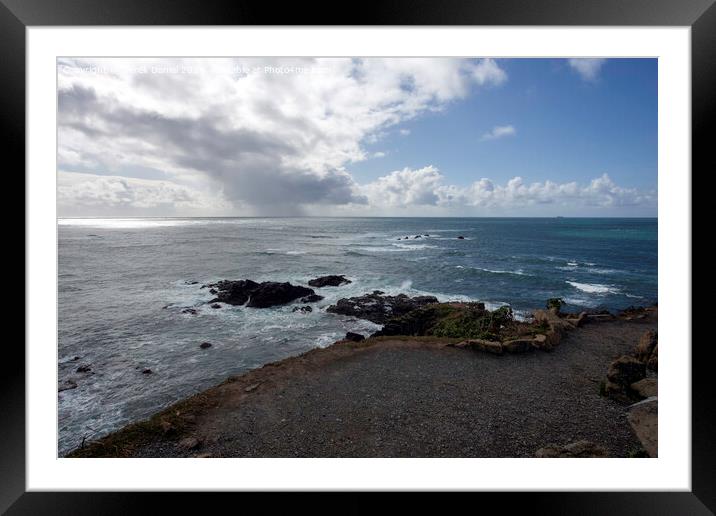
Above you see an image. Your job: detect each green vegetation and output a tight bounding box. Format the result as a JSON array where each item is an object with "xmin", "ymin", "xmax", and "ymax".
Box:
[{"xmin": 430, "ymin": 304, "xmax": 514, "ymax": 341}]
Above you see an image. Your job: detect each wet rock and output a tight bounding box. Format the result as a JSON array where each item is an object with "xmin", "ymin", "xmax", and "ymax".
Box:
[
  {"xmin": 414, "ymin": 235, "xmax": 421, "ymax": 239},
  {"xmin": 210, "ymin": 303, "xmax": 221, "ymax": 309},
  {"xmin": 327, "ymin": 292, "xmax": 439, "ymax": 324},
  {"xmin": 344, "ymin": 332, "xmax": 365, "ymax": 342},
  {"xmin": 292, "ymin": 305, "xmax": 313, "ymax": 313},
  {"xmin": 457, "ymin": 236, "xmax": 465, "ymax": 240},
  {"xmin": 535, "ymin": 440, "xmax": 609, "ymax": 458},
  {"xmin": 181, "ymin": 308, "xmax": 198, "ymax": 315},
  {"xmin": 199, "ymin": 342, "xmax": 212, "ymax": 349},
  {"xmin": 76, "ymin": 365, "xmax": 92, "ymax": 373},
  {"xmin": 208, "ymin": 279, "xmax": 315, "ymax": 308},
  {"xmin": 627, "ymin": 398, "xmax": 658, "ymax": 457},
  {"xmin": 142, "ymin": 368, "xmax": 153, "ymax": 375},
  {"xmin": 58, "ymin": 379, "xmax": 77, "ymax": 392},
  {"xmin": 184, "ymin": 280, "xmax": 199, "ymax": 285},
  {"xmin": 630, "ymin": 378, "xmax": 657, "ymax": 399},
  {"xmin": 300, "ymin": 294, "xmax": 324, "ymax": 303},
  {"xmin": 307, "ymin": 275, "xmax": 352, "ymax": 288}
]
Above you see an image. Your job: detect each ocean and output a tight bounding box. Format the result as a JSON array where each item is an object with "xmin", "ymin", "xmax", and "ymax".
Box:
[{"xmin": 58, "ymin": 217, "xmax": 657, "ymax": 455}]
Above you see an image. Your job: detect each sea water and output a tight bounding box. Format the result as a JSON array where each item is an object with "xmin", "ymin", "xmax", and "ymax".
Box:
[{"xmin": 57, "ymin": 217, "xmax": 657, "ymax": 454}]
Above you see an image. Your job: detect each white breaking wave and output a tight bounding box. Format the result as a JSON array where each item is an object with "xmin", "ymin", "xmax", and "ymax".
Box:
[{"xmin": 566, "ymin": 281, "xmax": 620, "ymax": 294}]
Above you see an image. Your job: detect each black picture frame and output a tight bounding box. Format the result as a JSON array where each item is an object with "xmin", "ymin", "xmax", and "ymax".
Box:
[{"xmin": 4, "ymin": 0, "xmax": 711, "ymax": 512}]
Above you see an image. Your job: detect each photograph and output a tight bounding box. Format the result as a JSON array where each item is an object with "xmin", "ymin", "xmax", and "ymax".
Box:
[{"xmin": 56, "ymin": 56, "xmax": 659, "ymax": 459}]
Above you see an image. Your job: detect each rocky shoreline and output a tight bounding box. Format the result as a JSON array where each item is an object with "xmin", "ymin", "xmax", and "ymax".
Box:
[{"xmin": 66, "ymin": 275, "xmax": 658, "ymax": 458}]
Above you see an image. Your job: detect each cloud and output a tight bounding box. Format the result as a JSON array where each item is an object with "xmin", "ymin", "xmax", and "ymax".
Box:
[
  {"xmin": 58, "ymin": 57, "xmax": 508, "ymax": 216},
  {"xmin": 399, "ymin": 129, "xmax": 411, "ymax": 136},
  {"xmin": 568, "ymin": 58, "xmax": 607, "ymax": 81},
  {"xmin": 360, "ymin": 167, "xmax": 655, "ymax": 214},
  {"xmin": 57, "ymin": 171, "xmax": 231, "ymax": 217},
  {"xmin": 481, "ymin": 125, "xmax": 516, "ymax": 141}
]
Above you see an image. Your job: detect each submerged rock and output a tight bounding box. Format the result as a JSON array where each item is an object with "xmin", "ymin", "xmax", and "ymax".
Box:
[
  {"xmin": 300, "ymin": 294, "xmax": 324, "ymax": 303},
  {"xmin": 308, "ymin": 275, "xmax": 352, "ymax": 288},
  {"xmin": 58, "ymin": 379, "xmax": 78, "ymax": 392},
  {"xmin": 292, "ymin": 305, "xmax": 313, "ymax": 313},
  {"xmin": 208, "ymin": 279, "xmax": 315, "ymax": 308},
  {"xmin": 199, "ymin": 342, "xmax": 212, "ymax": 349},
  {"xmin": 327, "ymin": 292, "xmax": 439, "ymax": 325}
]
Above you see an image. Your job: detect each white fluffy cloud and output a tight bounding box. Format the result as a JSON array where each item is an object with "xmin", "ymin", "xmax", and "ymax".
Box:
[
  {"xmin": 58, "ymin": 57, "xmax": 507, "ymax": 215},
  {"xmin": 359, "ymin": 167, "xmax": 655, "ymax": 215},
  {"xmin": 481, "ymin": 125, "xmax": 516, "ymax": 141},
  {"xmin": 568, "ymin": 58, "xmax": 607, "ymax": 81}
]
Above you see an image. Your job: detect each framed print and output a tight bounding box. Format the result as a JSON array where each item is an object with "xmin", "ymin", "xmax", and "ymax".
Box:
[{"xmin": 4, "ymin": 0, "xmax": 713, "ymax": 511}]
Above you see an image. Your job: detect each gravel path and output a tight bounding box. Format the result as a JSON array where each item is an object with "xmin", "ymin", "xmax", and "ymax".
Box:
[{"xmin": 123, "ymin": 313, "xmax": 656, "ymax": 458}]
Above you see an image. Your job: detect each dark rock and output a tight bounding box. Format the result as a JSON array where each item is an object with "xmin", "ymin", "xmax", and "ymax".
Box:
[
  {"xmin": 414, "ymin": 235, "xmax": 421, "ymax": 239},
  {"xmin": 207, "ymin": 279, "xmax": 259, "ymax": 305},
  {"xmin": 71, "ymin": 356, "xmax": 80, "ymax": 361},
  {"xmin": 326, "ymin": 292, "xmax": 438, "ymax": 324},
  {"xmin": 307, "ymin": 275, "xmax": 352, "ymax": 288},
  {"xmin": 423, "ymin": 234, "xmax": 429, "ymax": 237},
  {"xmin": 300, "ymin": 294, "xmax": 324, "ymax": 303},
  {"xmin": 372, "ymin": 290, "xmax": 385, "ymax": 295},
  {"xmin": 292, "ymin": 305, "xmax": 313, "ymax": 313},
  {"xmin": 605, "ymin": 355, "xmax": 647, "ymax": 402},
  {"xmin": 181, "ymin": 308, "xmax": 198, "ymax": 315},
  {"xmin": 208, "ymin": 279, "xmax": 315, "ymax": 308},
  {"xmin": 58, "ymin": 379, "xmax": 77, "ymax": 392},
  {"xmin": 199, "ymin": 342, "xmax": 212, "ymax": 349},
  {"xmin": 142, "ymin": 368, "xmax": 153, "ymax": 375},
  {"xmin": 184, "ymin": 280, "xmax": 199, "ymax": 285},
  {"xmin": 607, "ymin": 355, "xmax": 646, "ymax": 386},
  {"xmin": 345, "ymin": 332, "xmax": 365, "ymax": 342},
  {"xmin": 209, "ymin": 289, "xmax": 217, "ymax": 295},
  {"xmin": 457, "ymin": 236, "xmax": 465, "ymax": 240},
  {"xmin": 76, "ymin": 365, "xmax": 91, "ymax": 373},
  {"xmin": 210, "ymin": 303, "xmax": 221, "ymax": 309}
]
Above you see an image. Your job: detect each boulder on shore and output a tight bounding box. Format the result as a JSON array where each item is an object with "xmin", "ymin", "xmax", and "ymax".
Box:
[
  {"xmin": 627, "ymin": 398, "xmax": 658, "ymax": 457},
  {"xmin": 635, "ymin": 330, "xmax": 658, "ymax": 362},
  {"xmin": 604, "ymin": 355, "xmax": 646, "ymax": 402},
  {"xmin": 308, "ymin": 275, "xmax": 352, "ymax": 288},
  {"xmin": 327, "ymin": 292, "xmax": 439, "ymax": 324},
  {"xmin": 207, "ymin": 279, "xmax": 315, "ymax": 308},
  {"xmin": 535, "ymin": 440, "xmax": 609, "ymax": 458}
]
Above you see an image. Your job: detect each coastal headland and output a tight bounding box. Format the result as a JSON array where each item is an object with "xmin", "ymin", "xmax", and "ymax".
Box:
[{"xmin": 68, "ymin": 278, "xmax": 658, "ymax": 458}]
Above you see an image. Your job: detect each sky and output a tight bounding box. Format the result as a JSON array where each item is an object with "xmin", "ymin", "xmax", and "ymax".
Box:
[{"xmin": 57, "ymin": 57, "xmax": 657, "ymax": 217}]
